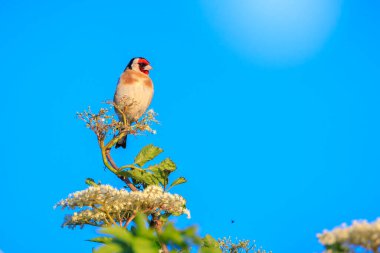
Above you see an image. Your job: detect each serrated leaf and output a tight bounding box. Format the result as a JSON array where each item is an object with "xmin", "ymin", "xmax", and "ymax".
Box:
[
  {"xmin": 119, "ymin": 170, "xmax": 159, "ymax": 186},
  {"xmin": 134, "ymin": 144, "xmax": 163, "ymax": 167},
  {"xmin": 159, "ymin": 158, "xmax": 176, "ymax": 172},
  {"xmin": 149, "ymin": 158, "xmax": 176, "ymax": 173},
  {"xmin": 153, "ymin": 171, "xmax": 166, "ymax": 185},
  {"xmin": 147, "ymin": 158, "xmax": 176, "ymax": 187},
  {"xmin": 169, "ymin": 177, "xmax": 187, "ymax": 188},
  {"xmin": 119, "ymin": 170, "xmax": 144, "ymax": 183}
]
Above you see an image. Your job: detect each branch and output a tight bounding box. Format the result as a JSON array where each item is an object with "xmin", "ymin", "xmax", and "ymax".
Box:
[
  {"xmin": 104, "ymin": 210, "xmax": 118, "ymax": 226},
  {"xmin": 123, "ymin": 213, "xmax": 136, "ymax": 228},
  {"xmin": 150, "ymin": 213, "xmax": 169, "ymax": 253},
  {"xmin": 97, "ymin": 140, "xmax": 138, "ymax": 191},
  {"xmin": 105, "ymin": 129, "xmax": 128, "ymax": 150},
  {"xmin": 111, "ymin": 101, "xmax": 128, "ymax": 126},
  {"xmin": 105, "ymin": 149, "xmax": 138, "ymax": 192},
  {"xmin": 99, "ymin": 142, "xmax": 118, "ymax": 174}
]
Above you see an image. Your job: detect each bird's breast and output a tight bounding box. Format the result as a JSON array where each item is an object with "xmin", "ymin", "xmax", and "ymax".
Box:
[{"xmin": 114, "ymin": 76, "xmax": 154, "ymax": 122}]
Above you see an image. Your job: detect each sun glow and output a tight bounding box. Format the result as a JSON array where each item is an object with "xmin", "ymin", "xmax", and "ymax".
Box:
[{"xmin": 202, "ymin": 0, "xmax": 343, "ymax": 66}]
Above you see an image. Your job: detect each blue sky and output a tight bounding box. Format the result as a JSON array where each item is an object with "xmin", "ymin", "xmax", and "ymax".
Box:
[{"xmin": 1, "ymin": 0, "xmax": 380, "ymax": 252}]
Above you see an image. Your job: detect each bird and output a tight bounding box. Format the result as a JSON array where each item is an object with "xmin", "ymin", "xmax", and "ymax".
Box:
[{"xmin": 113, "ymin": 57, "xmax": 154, "ymax": 148}]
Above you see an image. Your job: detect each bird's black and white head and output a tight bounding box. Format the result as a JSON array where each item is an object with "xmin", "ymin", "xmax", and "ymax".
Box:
[{"xmin": 125, "ymin": 57, "xmax": 152, "ymax": 75}]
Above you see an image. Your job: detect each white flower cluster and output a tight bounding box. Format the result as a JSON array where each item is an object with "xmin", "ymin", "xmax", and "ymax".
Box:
[
  {"xmin": 317, "ymin": 218, "xmax": 380, "ymax": 252},
  {"xmin": 55, "ymin": 185, "xmax": 190, "ymax": 228}
]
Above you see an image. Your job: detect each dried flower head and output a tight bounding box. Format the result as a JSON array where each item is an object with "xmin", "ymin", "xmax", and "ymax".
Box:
[{"xmin": 77, "ymin": 100, "xmax": 158, "ymax": 143}]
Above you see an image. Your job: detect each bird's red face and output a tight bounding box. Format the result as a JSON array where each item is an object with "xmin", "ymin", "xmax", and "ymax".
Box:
[
  {"xmin": 137, "ymin": 58, "xmax": 152, "ymax": 75},
  {"xmin": 126, "ymin": 57, "xmax": 153, "ymax": 75}
]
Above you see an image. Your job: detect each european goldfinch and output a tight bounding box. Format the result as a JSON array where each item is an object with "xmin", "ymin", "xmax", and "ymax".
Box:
[{"xmin": 113, "ymin": 57, "xmax": 154, "ymax": 148}]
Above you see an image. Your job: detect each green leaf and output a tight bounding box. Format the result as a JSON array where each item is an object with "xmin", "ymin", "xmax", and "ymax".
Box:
[
  {"xmin": 91, "ymin": 215, "xmax": 204, "ymax": 253},
  {"xmin": 157, "ymin": 158, "xmax": 176, "ymax": 172},
  {"xmin": 202, "ymin": 235, "xmax": 219, "ymax": 248},
  {"xmin": 132, "ymin": 214, "xmax": 154, "ymax": 239},
  {"xmin": 146, "ymin": 158, "xmax": 176, "ymax": 187},
  {"xmin": 149, "ymin": 166, "xmax": 167, "ymax": 186},
  {"xmin": 93, "ymin": 215, "xmax": 159, "ymax": 253},
  {"xmin": 149, "ymin": 158, "xmax": 176, "ymax": 177},
  {"xmin": 134, "ymin": 144, "xmax": 163, "ymax": 167},
  {"xmin": 325, "ymin": 243, "xmax": 350, "ymax": 253},
  {"xmin": 159, "ymin": 223, "xmax": 184, "ymax": 246},
  {"xmin": 131, "ymin": 237, "xmax": 159, "ymax": 253},
  {"xmin": 199, "ymin": 248, "xmax": 222, "ymax": 253},
  {"xmin": 98, "ymin": 226, "xmax": 132, "ymax": 243},
  {"xmin": 119, "ymin": 170, "xmax": 160, "ymax": 186},
  {"xmin": 87, "ymin": 237, "xmax": 113, "ymax": 244},
  {"xmin": 94, "ymin": 243, "xmax": 125, "ymax": 253},
  {"xmin": 152, "ymin": 170, "xmax": 166, "ymax": 185},
  {"xmin": 158, "ymin": 223, "xmax": 202, "ymax": 251},
  {"xmin": 169, "ymin": 177, "xmax": 187, "ymax": 188}
]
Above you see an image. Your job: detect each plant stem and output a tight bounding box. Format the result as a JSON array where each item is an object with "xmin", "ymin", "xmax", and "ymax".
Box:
[
  {"xmin": 98, "ymin": 138, "xmax": 138, "ymax": 192},
  {"xmin": 104, "ymin": 149, "xmax": 138, "ymax": 192},
  {"xmin": 124, "ymin": 213, "xmax": 136, "ymax": 228},
  {"xmin": 104, "ymin": 210, "xmax": 117, "ymax": 226},
  {"xmin": 119, "ymin": 164, "xmax": 144, "ymax": 171},
  {"xmin": 150, "ymin": 213, "xmax": 169, "ymax": 253}
]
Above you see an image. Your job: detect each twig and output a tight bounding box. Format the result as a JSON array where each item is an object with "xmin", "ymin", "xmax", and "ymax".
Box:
[
  {"xmin": 105, "ymin": 149, "xmax": 138, "ymax": 192},
  {"xmin": 123, "ymin": 213, "xmax": 136, "ymax": 228},
  {"xmin": 105, "ymin": 130, "xmax": 128, "ymax": 150},
  {"xmin": 104, "ymin": 210, "xmax": 118, "ymax": 226},
  {"xmin": 150, "ymin": 213, "xmax": 169, "ymax": 253},
  {"xmin": 99, "ymin": 142, "xmax": 118, "ymax": 174}
]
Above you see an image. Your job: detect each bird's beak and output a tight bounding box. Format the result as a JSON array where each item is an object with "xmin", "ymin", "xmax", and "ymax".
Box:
[{"xmin": 144, "ymin": 65, "xmax": 153, "ymax": 71}]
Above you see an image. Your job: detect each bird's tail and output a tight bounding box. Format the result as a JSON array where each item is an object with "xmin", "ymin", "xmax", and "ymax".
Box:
[{"xmin": 115, "ymin": 135, "xmax": 127, "ymax": 149}]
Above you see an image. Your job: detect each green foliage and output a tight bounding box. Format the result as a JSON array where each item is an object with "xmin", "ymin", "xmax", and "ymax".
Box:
[
  {"xmin": 91, "ymin": 214, "xmax": 220, "ymax": 253},
  {"xmin": 118, "ymin": 144, "xmax": 186, "ymax": 190},
  {"xmin": 169, "ymin": 177, "xmax": 187, "ymax": 189},
  {"xmin": 88, "ymin": 237, "xmax": 113, "ymax": 244},
  {"xmin": 134, "ymin": 144, "xmax": 163, "ymax": 167},
  {"xmin": 93, "ymin": 214, "xmax": 159, "ymax": 253},
  {"xmin": 325, "ymin": 243, "xmax": 350, "ymax": 253},
  {"xmin": 200, "ymin": 235, "xmax": 222, "ymax": 253},
  {"xmin": 202, "ymin": 235, "xmax": 220, "ymax": 248},
  {"xmin": 149, "ymin": 158, "xmax": 176, "ymax": 188},
  {"xmin": 119, "ymin": 169, "xmax": 160, "ymax": 186},
  {"xmin": 158, "ymin": 223, "xmax": 201, "ymax": 251}
]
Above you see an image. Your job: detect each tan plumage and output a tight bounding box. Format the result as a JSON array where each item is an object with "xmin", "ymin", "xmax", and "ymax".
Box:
[{"xmin": 113, "ymin": 57, "xmax": 154, "ymax": 148}]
